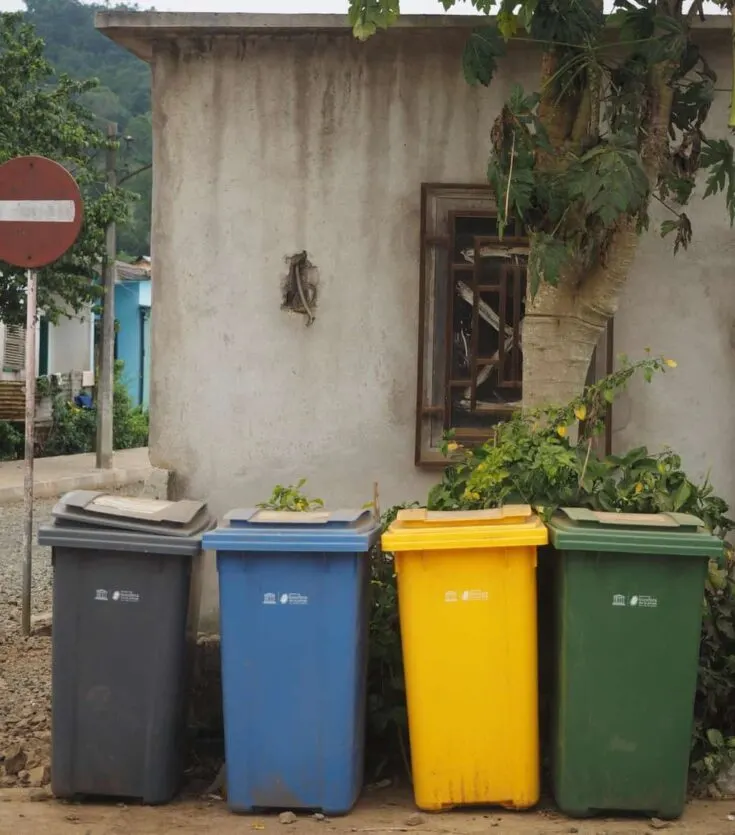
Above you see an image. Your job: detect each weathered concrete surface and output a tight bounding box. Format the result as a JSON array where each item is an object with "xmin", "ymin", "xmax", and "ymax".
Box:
[
  {"xmin": 98, "ymin": 15, "xmax": 735, "ymax": 626},
  {"xmin": 0, "ymin": 447, "xmax": 165, "ymax": 503}
]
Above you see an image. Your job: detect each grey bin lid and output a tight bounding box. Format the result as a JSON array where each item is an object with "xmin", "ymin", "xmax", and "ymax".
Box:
[
  {"xmin": 50, "ymin": 490, "xmax": 212, "ymax": 538},
  {"xmin": 38, "ymin": 524, "xmax": 207, "ymax": 556}
]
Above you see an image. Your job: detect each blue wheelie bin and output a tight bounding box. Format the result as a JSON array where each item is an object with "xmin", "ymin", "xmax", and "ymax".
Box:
[{"xmin": 202, "ymin": 508, "xmax": 380, "ymax": 815}]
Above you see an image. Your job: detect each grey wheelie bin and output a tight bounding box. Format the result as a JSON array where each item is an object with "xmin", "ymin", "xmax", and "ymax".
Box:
[{"xmin": 38, "ymin": 491, "xmax": 212, "ymax": 804}]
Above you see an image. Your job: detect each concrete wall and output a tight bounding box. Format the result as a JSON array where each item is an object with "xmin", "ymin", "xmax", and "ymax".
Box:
[{"xmin": 146, "ymin": 27, "xmax": 734, "ymax": 626}]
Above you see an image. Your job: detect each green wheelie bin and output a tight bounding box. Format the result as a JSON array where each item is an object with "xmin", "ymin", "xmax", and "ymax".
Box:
[{"xmin": 546, "ymin": 508, "xmax": 724, "ymax": 820}]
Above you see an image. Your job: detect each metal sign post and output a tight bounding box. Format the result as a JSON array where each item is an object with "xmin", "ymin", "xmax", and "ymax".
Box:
[
  {"xmin": 0, "ymin": 156, "xmax": 84, "ymax": 636},
  {"xmin": 21, "ymin": 270, "xmax": 37, "ymax": 636}
]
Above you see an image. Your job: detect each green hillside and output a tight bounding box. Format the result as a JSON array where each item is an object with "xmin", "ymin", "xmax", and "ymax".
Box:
[{"xmin": 23, "ymin": 0, "xmax": 152, "ymax": 257}]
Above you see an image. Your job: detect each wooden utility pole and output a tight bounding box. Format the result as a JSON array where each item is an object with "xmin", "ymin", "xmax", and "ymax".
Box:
[{"xmin": 96, "ymin": 122, "xmax": 117, "ymax": 469}]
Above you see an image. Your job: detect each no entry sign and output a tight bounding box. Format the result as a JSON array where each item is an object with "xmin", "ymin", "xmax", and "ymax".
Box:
[
  {"xmin": 0, "ymin": 155, "xmax": 86, "ymax": 637},
  {"xmin": 0, "ymin": 156, "xmax": 83, "ymax": 268}
]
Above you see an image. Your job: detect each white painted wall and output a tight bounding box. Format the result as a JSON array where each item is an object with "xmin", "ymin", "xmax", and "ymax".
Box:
[
  {"xmin": 140, "ymin": 24, "xmax": 733, "ymax": 626},
  {"xmin": 0, "ymin": 307, "xmax": 93, "ymax": 380},
  {"xmin": 47, "ymin": 309, "xmax": 94, "ymax": 376}
]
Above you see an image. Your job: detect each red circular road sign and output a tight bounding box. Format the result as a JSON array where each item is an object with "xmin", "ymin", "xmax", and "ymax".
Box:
[{"xmin": 0, "ymin": 156, "xmax": 83, "ymax": 269}]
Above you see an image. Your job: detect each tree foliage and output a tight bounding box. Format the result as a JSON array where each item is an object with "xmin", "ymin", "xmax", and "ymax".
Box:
[
  {"xmin": 22, "ymin": 0, "xmax": 153, "ymax": 259},
  {"xmin": 348, "ymin": 0, "xmax": 735, "ymax": 296},
  {"xmin": 0, "ymin": 12, "xmax": 134, "ymax": 324}
]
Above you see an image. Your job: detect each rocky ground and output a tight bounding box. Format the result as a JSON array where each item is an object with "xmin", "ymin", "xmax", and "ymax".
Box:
[
  {"xmin": 0, "ymin": 498, "xmax": 56, "ymax": 790},
  {"xmin": 0, "ymin": 789, "xmax": 733, "ymax": 835}
]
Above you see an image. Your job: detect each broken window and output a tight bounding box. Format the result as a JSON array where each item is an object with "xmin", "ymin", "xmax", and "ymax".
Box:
[{"xmin": 415, "ymin": 184, "xmax": 612, "ymax": 466}]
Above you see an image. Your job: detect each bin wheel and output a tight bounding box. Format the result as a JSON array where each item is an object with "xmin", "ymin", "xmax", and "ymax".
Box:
[
  {"xmin": 653, "ymin": 808, "xmax": 684, "ymax": 822},
  {"xmin": 558, "ymin": 807, "xmax": 595, "ymax": 819}
]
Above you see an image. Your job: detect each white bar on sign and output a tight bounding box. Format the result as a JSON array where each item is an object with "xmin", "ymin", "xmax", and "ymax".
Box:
[{"xmin": 0, "ymin": 200, "xmax": 75, "ymax": 223}]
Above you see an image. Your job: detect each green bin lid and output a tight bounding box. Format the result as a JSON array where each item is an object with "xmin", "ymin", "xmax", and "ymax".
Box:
[{"xmin": 547, "ymin": 507, "xmax": 725, "ymax": 557}]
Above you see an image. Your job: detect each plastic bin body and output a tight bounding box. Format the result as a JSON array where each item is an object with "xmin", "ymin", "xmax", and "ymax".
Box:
[
  {"xmin": 203, "ymin": 509, "xmax": 380, "ymax": 815},
  {"xmin": 547, "ymin": 509, "xmax": 724, "ymax": 819},
  {"xmin": 39, "ymin": 525, "xmax": 202, "ymax": 804},
  {"xmin": 382, "ymin": 506, "xmax": 548, "ymax": 812}
]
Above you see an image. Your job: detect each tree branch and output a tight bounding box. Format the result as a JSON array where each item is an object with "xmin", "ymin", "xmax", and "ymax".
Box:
[
  {"xmin": 651, "ymin": 191, "xmax": 683, "ymax": 217},
  {"xmin": 118, "ymin": 162, "xmax": 152, "ymax": 186}
]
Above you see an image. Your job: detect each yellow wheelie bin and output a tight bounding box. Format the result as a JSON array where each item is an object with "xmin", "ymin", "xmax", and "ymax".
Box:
[{"xmin": 382, "ymin": 506, "xmax": 547, "ymax": 812}]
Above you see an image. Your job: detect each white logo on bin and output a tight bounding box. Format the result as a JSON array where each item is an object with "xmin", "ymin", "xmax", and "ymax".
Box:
[
  {"xmin": 110, "ymin": 590, "xmax": 140, "ymax": 604},
  {"xmin": 94, "ymin": 589, "xmax": 108, "ymax": 602},
  {"xmin": 276, "ymin": 593, "xmax": 309, "ymax": 606},
  {"xmin": 263, "ymin": 593, "xmax": 277, "ymax": 605},
  {"xmin": 612, "ymin": 593, "xmax": 658, "ymax": 609},
  {"xmin": 445, "ymin": 589, "xmax": 488, "ymax": 603}
]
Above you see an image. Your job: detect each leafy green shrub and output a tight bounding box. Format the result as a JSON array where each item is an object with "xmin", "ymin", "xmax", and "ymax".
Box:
[
  {"xmin": 0, "ymin": 420, "xmax": 23, "ymax": 461},
  {"xmin": 692, "ymin": 561, "xmax": 735, "ymax": 793},
  {"xmin": 428, "ymin": 355, "xmax": 678, "ymax": 517},
  {"xmin": 366, "ymin": 503, "xmax": 418, "ymax": 781},
  {"xmin": 41, "ymin": 360, "xmax": 149, "ymax": 457},
  {"xmin": 257, "ymin": 479, "xmax": 324, "ymax": 512},
  {"xmin": 42, "ymin": 398, "xmax": 97, "ymax": 457},
  {"xmin": 112, "ymin": 362, "xmax": 149, "ymax": 450}
]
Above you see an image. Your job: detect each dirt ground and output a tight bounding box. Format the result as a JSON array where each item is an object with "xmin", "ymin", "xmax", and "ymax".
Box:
[{"xmin": 0, "ymin": 789, "xmax": 733, "ymax": 835}]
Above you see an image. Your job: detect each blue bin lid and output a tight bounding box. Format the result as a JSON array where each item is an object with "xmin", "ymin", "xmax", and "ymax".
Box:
[{"xmin": 202, "ymin": 508, "xmax": 381, "ymax": 553}]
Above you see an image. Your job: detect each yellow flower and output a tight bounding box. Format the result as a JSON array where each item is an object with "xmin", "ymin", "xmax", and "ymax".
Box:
[
  {"xmin": 556, "ymin": 425, "xmax": 568, "ymax": 438},
  {"xmin": 447, "ymin": 442, "xmax": 459, "ymax": 452},
  {"xmin": 635, "ymin": 482, "xmax": 644, "ymax": 494},
  {"xmin": 665, "ymin": 358, "xmax": 678, "ymax": 368},
  {"xmin": 574, "ymin": 405, "xmax": 587, "ymax": 422}
]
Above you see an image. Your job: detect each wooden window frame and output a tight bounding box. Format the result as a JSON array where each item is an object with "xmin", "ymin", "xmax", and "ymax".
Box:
[{"xmin": 415, "ymin": 183, "xmax": 613, "ymax": 467}]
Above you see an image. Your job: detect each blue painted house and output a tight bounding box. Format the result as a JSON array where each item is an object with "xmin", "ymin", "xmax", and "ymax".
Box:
[{"xmin": 95, "ymin": 258, "xmax": 151, "ymax": 408}]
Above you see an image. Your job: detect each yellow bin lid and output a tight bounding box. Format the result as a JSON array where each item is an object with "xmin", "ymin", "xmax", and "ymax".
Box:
[{"xmin": 382, "ymin": 505, "xmax": 548, "ymax": 552}]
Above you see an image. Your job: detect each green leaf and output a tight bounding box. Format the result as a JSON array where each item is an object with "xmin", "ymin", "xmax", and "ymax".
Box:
[
  {"xmin": 349, "ymin": 0, "xmax": 400, "ymax": 39},
  {"xmin": 673, "ymin": 481, "xmax": 692, "ymax": 511},
  {"xmin": 462, "ymin": 27, "xmax": 506, "ymax": 87},
  {"xmin": 660, "ymin": 214, "xmax": 692, "ymax": 254},
  {"xmin": 496, "ymin": 9, "xmax": 517, "ymax": 39},
  {"xmin": 528, "ymin": 232, "xmax": 569, "ymax": 295},
  {"xmin": 701, "ymin": 139, "xmax": 735, "ymax": 225},
  {"xmin": 670, "ymin": 78, "xmax": 714, "ymax": 132},
  {"xmin": 707, "ymin": 728, "xmax": 725, "ymax": 749},
  {"xmin": 564, "ymin": 145, "xmax": 649, "ymax": 227}
]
